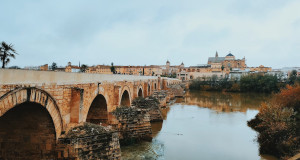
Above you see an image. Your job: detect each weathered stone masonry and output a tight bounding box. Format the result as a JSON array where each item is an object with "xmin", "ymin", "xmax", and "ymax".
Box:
[{"xmin": 0, "ymin": 69, "xmax": 181, "ymax": 159}]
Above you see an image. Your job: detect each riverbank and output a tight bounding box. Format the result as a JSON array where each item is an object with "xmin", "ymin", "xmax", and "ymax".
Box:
[
  {"xmin": 189, "ymin": 73, "xmax": 300, "ymax": 93},
  {"xmin": 248, "ymin": 85, "xmax": 300, "ymax": 159}
]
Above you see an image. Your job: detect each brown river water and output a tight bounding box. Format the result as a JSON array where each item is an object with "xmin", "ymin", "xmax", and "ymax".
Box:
[{"xmin": 121, "ymin": 91, "xmax": 279, "ymax": 160}]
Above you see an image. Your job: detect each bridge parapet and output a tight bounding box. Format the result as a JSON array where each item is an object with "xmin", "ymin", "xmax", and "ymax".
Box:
[{"xmin": 0, "ymin": 69, "xmax": 158, "ymax": 85}]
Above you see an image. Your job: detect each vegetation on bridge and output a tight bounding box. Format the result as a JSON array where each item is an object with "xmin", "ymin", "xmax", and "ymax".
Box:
[
  {"xmin": 132, "ymin": 96, "xmax": 160, "ymax": 109},
  {"xmin": 66, "ymin": 123, "xmax": 112, "ymax": 138},
  {"xmin": 248, "ymin": 84, "xmax": 300, "ymax": 159}
]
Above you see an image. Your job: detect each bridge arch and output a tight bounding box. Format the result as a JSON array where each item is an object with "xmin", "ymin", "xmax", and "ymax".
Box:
[
  {"xmin": 148, "ymin": 83, "xmax": 151, "ymax": 96},
  {"xmin": 0, "ymin": 102, "xmax": 57, "ymax": 159},
  {"xmin": 138, "ymin": 85, "xmax": 143, "ymax": 97},
  {"xmin": 0, "ymin": 87, "xmax": 63, "ymax": 139},
  {"xmin": 86, "ymin": 94, "xmax": 108, "ymax": 124},
  {"xmin": 120, "ymin": 85, "xmax": 131, "ymax": 106}
]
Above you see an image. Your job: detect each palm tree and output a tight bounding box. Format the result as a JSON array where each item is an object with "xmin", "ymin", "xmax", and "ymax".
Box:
[{"xmin": 0, "ymin": 42, "xmax": 17, "ymax": 68}]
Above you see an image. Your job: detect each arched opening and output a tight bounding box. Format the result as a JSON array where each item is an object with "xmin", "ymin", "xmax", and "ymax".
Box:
[
  {"xmin": 148, "ymin": 84, "xmax": 151, "ymax": 95},
  {"xmin": 138, "ymin": 88, "xmax": 143, "ymax": 97},
  {"xmin": 86, "ymin": 94, "xmax": 108, "ymax": 124},
  {"xmin": 0, "ymin": 102, "xmax": 57, "ymax": 159},
  {"xmin": 154, "ymin": 83, "xmax": 157, "ymax": 90},
  {"xmin": 120, "ymin": 90, "xmax": 130, "ymax": 106}
]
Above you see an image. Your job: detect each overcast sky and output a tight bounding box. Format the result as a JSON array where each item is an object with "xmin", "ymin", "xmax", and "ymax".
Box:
[{"xmin": 1, "ymin": 0, "xmax": 300, "ymax": 68}]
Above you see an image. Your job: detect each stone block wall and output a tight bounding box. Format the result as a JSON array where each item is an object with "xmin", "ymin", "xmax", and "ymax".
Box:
[
  {"xmin": 56, "ymin": 123, "xmax": 121, "ymax": 160},
  {"xmin": 112, "ymin": 107, "xmax": 152, "ymax": 143},
  {"xmin": 167, "ymin": 84, "xmax": 185, "ymax": 97}
]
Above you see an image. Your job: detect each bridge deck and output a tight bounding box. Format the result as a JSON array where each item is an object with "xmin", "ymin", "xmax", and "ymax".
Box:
[{"xmin": 0, "ymin": 69, "xmax": 159, "ymax": 85}]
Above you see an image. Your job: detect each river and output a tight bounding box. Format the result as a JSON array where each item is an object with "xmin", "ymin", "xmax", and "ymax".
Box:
[{"xmin": 121, "ymin": 91, "xmax": 278, "ymax": 160}]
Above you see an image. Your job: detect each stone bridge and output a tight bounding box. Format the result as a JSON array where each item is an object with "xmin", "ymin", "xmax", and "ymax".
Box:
[{"xmin": 0, "ymin": 69, "xmax": 180, "ymax": 159}]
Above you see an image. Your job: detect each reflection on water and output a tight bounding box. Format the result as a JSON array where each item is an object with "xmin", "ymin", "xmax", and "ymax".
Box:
[
  {"xmin": 121, "ymin": 91, "xmax": 277, "ymax": 160},
  {"xmin": 151, "ymin": 122, "xmax": 163, "ymax": 138},
  {"xmin": 161, "ymin": 107, "xmax": 170, "ymax": 120},
  {"xmin": 184, "ymin": 91, "xmax": 272, "ymax": 112},
  {"xmin": 121, "ymin": 139, "xmax": 165, "ymax": 160}
]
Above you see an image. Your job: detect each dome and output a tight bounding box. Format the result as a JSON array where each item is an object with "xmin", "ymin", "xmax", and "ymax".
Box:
[{"xmin": 226, "ymin": 53, "xmax": 234, "ymax": 57}]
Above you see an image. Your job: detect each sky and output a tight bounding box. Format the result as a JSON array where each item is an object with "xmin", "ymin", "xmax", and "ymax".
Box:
[{"xmin": 1, "ymin": 0, "xmax": 300, "ymax": 68}]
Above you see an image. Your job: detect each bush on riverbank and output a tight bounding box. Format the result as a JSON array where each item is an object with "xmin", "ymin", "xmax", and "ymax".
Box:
[
  {"xmin": 248, "ymin": 85, "xmax": 300, "ymax": 159},
  {"xmin": 240, "ymin": 74, "xmax": 279, "ymax": 93},
  {"xmin": 189, "ymin": 74, "xmax": 281, "ymax": 93},
  {"xmin": 189, "ymin": 77, "xmax": 239, "ymax": 92}
]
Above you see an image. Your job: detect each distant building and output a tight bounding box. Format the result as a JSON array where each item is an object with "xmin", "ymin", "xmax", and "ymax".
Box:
[
  {"xmin": 161, "ymin": 60, "xmax": 183, "ymax": 76},
  {"xmin": 86, "ymin": 65, "xmax": 112, "ymax": 74},
  {"xmin": 176, "ymin": 51, "xmax": 275, "ymax": 81},
  {"xmin": 24, "ymin": 66, "xmax": 40, "ymax": 70},
  {"xmin": 207, "ymin": 51, "xmax": 247, "ymax": 73},
  {"xmin": 65, "ymin": 62, "xmax": 80, "ymax": 72},
  {"xmin": 248, "ymin": 65, "xmax": 272, "ymax": 73},
  {"xmin": 177, "ymin": 64, "xmax": 223, "ymax": 81},
  {"xmin": 39, "ymin": 64, "xmax": 48, "ymax": 71},
  {"xmin": 39, "ymin": 51, "xmax": 275, "ymax": 80},
  {"xmin": 177, "ymin": 52, "xmax": 247, "ymax": 81},
  {"xmin": 86, "ymin": 65, "xmax": 163, "ymax": 76}
]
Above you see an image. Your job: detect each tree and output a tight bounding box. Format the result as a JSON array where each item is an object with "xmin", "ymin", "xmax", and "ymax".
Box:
[
  {"xmin": 277, "ymin": 72, "xmax": 284, "ymax": 82},
  {"xmin": 80, "ymin": 64, "xmax": 88, "ymax": 72},
  {"xmin": 240, "ymin": 74, "xmax": 279, "ymax": 93},
  {"xmin": 110, "ymin": 62, "xmax": 116, "ymax": 74},
  {"xmin": 51, "ymin": 62, "xmax": 57, "ymax": 71},
  {"xmin": 142, "ymin": 68, "xmax": 145, "ymax": 75},
  {"xmin": 0, "ymin": 42, "xmax": 18, "ymax": 68},
  {"xmin": 288, "ymin": 70, "xmax": 297, "ymax": 85}
]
